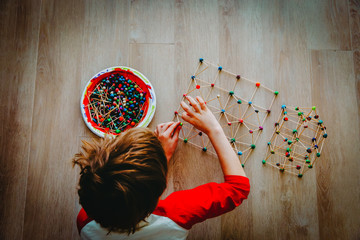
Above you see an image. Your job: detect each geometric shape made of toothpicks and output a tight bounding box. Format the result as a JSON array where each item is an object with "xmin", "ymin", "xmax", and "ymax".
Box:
[
  {"xmin": 173, "ymin": 58, "xmax": 279, "ymax": 167},
  {"xmin": 262, "ymin": 105, "xmax": 328, "ymax": 178}
]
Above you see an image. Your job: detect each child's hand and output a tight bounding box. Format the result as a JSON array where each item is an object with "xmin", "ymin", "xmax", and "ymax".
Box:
[
  {"xmin": 182, "ymin": 96, "xmax": 245, "ymax": 177},
  {"xmin": 154, "ymin": 121, "xmax": 181, "ymax": 162},
  {"xmin": 180, "ymin": 96, "xmax": 221, "ymax": 135}
]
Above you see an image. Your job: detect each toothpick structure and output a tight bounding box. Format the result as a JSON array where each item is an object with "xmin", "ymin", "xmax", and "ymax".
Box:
[
  {"xmin": 173, "ymin": 58, "xmax": 279, "ymax": 167},
  {"xmin": 262, "ymin": 105, "xmax": 328, "ymax": 177}
]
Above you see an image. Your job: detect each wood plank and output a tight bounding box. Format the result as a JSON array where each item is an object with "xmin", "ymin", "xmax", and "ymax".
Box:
[
  {"xmin": 218, "ymin": 1, "xmax": 266, "ymax": 238},
  {"xmin": 354, "ymin": 49, "xmax": 360, "ymax": 124},
  {"xmin": 304, "ymin": 0, "xmax": 351, "ymax": 50},
  {"xmin": 129, "ymin": 43, "xmax": 176, "ymax": 197},
  {"xmin": 257, "ymin": 1, "xmax": 320, "ymax": 237},
  {"xmin": 23, "ymin": 0, "xmax": 85, "ymax": 239},
  {"xmin": 129, "ymin": 43, "xmax": 176, "ymax": 128},
  {"xmin": 311, "ymin": 50, "xmax": 360, "ymax": 240},
  {"xmin": 129, "ymin": 0, "xmax": 174, "ymax": 44},
  {"xmin": 79, "ymin": 0, "xmax": 130, "ymax": 137},
  {"xmin": 349, "ymin": 0, "xmax": 360, "ymax": 124},
  {"xmin": 349, "ymin": 0, "xmax": 360, "ymax": 51},
  {"xmin": 174, "ymin": 1, "xmax": 222, "ymax": 239},
  {"xmin": 218, "ymin": 1, "xmax": 320, "ymax": 239},
  {"xmin": 0, "ymin": 0, "xmax": 41, "ymax": 239}
]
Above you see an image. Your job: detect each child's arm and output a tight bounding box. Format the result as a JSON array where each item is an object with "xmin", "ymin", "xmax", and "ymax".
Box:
[
  {"xmin": 180, "ymin": 96, "xmax": 246, "ymax": 177},
  {"xmin": 154, "ymin": 175, "xmax": 249, "ymax": 229},
  {"xmin": 153, "ymin": 96, "xmax": 249, "ymax": 230},
  {"xmin": 154, "ymin": 121, "xmax": 181, "ymax": 162}
]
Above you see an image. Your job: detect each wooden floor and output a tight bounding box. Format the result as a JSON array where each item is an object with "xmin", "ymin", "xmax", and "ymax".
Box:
[{"xmin": 1, "ymin": 0, "xmax": 359, "ymax": 239}]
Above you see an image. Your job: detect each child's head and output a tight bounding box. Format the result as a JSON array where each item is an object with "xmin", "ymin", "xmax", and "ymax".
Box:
[{"xmin": 73, "ymin": 127, "xmax": 167, "ymax": 234}]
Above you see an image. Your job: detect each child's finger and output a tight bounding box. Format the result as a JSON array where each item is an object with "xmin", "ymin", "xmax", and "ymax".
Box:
[
  {"xmin": 155, "ymin": 124, "xmax": 162, "ymax": 133},
  {"xmin": 186, "ymin": 96, "xmax": 200, "ymax": 112},
  {"xmin": 172, "ymin": 123, "xmax": 181, "ymax": 140},
  {"xmin": 180, "ymin": 101, "xmax": 194, "ymax": 116},
  {"xmin": 164, "ymin": 121, "xmax": 180, "ymax": 137},
  {"xmin": 162, "ymin": 122, "xmax": 174, "ymax": 132},
  {"xmin": 157, "ymin": 122, "xmax": 172, "ymax": 132},
  {"xmin": 157, "ymin": 123, "xmax": 166, "ymax": 129},
  {"xmin": 196, "ymin": 96, "xmax": 206, "ymax": 110},
  {"xmin": 181, "ymin": 112, "xmax": 192, "ymax": 124}
]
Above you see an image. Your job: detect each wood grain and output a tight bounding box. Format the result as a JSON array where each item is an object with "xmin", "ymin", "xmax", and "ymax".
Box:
[
  {"xmin": 128, "ymin": 43, "xmax": 176, "ymax": 198},
  {"xmin": 311, "ymin": 50, "xmax": 360, "ymax": 240},
  {"xmin": 349, "ymin": 0, "xmax": 360, "ymax": 128},
  {"xmin": 79, "ymin": 0, "xmax": 130, "ymax": 137},
  {"xmin": 349, "ymin": 0, "xmax": 360, "ymax": 51},
  {"xmin": 130, "ymin": 0, "xmax": 174, "ymax": 44},
  {"xmin": 217, "ymin": 1, "xmax": 322, "ymax": 239},
  {"xmin": 174, "ymin": 1, "xmax": 223, "ymax": 239},
  {"xmin": 129, "ymin": 43, "xmax": 176, "ymax": 128},
  {"xmin": 0, "ymin": 0, "xmax": 359, "ymax": 239},
  {"xmin": 0, "ymin": 0, "xmax": 41, "ymax": 239},
  {"xmin": 23, "ymin": 0, "xmax": 85, "ymax": 239},
  {"xmin": 304, "ymin": 0, "xmax": 351, "ymax": 50}
]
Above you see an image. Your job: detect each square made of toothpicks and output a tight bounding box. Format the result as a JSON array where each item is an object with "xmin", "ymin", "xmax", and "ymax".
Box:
[
  {"xmin": 173, "ymin": 58, "xmax": 279, "ymax": 167},
  {"xmin": 262, "ymin": 105, "xmax": 328, "ymax": 178}
]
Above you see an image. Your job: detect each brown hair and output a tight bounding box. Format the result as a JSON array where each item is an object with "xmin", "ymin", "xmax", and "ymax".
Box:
[{"xmin": 73, "ymin": 127, "xmax": 168, "ymax": 234}]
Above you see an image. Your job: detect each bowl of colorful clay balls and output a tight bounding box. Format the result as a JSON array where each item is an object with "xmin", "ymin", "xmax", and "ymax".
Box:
[{"xmin": 81, "ymin": 66, "xmax": 156, "ymax": 138}]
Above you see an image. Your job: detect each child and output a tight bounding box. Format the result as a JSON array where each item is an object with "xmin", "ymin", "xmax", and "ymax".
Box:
[{"xmin": 74, "ymin": 96, "xmax": 250, "ymax": 239}]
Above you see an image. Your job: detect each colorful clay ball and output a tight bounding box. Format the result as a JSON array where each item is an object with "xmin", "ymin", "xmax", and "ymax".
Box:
[{"xmin": 88, "ymin": 73, "xmax": 147, "ymax": 135}]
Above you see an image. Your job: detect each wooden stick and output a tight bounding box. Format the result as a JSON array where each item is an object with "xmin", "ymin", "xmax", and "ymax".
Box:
[
  {"xmin": 195, "ymin": 65, "xmax": 209, "ymax": 77},
  {"xmin": 202, "ymin": 60, "xmax": 275, "ymax": 93}
]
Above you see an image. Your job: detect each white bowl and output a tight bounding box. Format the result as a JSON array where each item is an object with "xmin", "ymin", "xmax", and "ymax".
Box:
[{"xmin": 80, "ymin": 66, "xmax": 156, "ymax": 138}]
